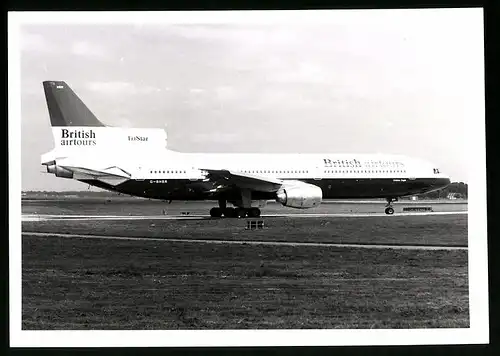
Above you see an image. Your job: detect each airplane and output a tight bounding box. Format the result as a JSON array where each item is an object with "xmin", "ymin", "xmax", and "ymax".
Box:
[{"xmin": 40, "ymin": 81, "xmax": 451, "ymax": 218}]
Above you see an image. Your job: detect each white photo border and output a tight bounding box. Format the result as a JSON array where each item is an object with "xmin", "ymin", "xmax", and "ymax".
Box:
[{"xmin": 8, "ymin": 9, "xmax": 489, "ymax": 347}]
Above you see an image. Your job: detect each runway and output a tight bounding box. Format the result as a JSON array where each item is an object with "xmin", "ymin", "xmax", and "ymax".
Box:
[
  {"xmin": 23, "ymin": 231, "xmax": 467, "ymax": 251},
  {"xmin": 22, "ymin": 210, "xmax": 467, "ymax": 221},
  {"xmin": 21, "ymin": 214, "xmax": 207, "ymax": 221}
]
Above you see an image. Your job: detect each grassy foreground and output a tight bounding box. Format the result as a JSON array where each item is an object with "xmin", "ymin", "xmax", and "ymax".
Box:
[
  {"xmin": 22, "ymin": 235, "xmax": 468, "ymax": 329},
  {"xmin": 21, "ymin": 200, "xmax": 469, "ymax": 329}
]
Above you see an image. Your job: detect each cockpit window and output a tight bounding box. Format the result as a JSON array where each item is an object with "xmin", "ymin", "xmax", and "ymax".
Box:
[{"xmin": 433, "ymin": 168, "xmax": 440, "ymax": 174}]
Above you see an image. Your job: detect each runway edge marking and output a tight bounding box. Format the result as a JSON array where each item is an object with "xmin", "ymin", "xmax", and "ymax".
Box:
[{"xmin": 22, "ymin": 232, "xmax": 468, "ymax": 251}]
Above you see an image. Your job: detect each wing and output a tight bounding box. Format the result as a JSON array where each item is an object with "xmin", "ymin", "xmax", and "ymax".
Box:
[{"xmin": 201, "ymin": 169, "xmax": 283, "ymax": 193}]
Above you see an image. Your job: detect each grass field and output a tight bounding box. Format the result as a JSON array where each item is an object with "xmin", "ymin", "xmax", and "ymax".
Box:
[
  {"xmin": 21, "ymin": 199, "xmax": 469, "ymax": 330},
  {"xmin": 22, "ymin": 215, "xmax": 467, "ymax": 247}
]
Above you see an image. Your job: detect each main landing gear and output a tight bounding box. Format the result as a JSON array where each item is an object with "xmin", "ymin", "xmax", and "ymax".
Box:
[
  {"xmin": 385, "ymin": 197, "xmax": 398, "ymax": 215},
  {"xmin": 209, "ymin": 197, "xmax": 261, "ymax": 218},
  {"xmin": 209, "ymin": 207, "xmax": 261, "ymax": 218}
]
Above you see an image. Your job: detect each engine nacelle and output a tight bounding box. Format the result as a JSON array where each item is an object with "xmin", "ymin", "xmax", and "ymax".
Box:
[
  {"xmin": 47, "ymin": 164, "xmax": 74, "ymax": 178},
  {"xmin": 276, "ymin": 181, "xmax": 322, "ymax": 209}
]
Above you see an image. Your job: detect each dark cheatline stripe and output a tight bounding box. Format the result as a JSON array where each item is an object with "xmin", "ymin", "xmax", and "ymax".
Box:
[{"xmin": 79, "ymin": 177, "xmax": 450, "ymax": 202}]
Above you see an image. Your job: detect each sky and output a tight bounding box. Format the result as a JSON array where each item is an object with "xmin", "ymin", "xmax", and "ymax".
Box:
[{"xmin": 16, "ymin": 9, "xmax": 484, "ymax": 191}]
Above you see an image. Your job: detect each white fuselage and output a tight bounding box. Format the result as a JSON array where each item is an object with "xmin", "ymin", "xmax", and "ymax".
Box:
[{"xmin": 47, "ymin": 150, "xmax": 446, "ymax": 182}]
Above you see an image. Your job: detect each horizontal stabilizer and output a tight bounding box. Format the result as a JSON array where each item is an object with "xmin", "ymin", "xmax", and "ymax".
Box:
[
  {"xmin": 64, "ymin": 165, "xmax": 131, "ymax": 178},
  {"xmin": 54, "ymin": 163, "xmax": 131, "ymax": 186}
]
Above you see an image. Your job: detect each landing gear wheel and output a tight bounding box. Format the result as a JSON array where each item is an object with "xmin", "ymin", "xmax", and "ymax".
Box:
[
  {"xmin": 210, "ymin": 207, "xmax": 223, "ymax": 218},
  {"xmin": 223, "ymin": 208, "xmax": 237, "ymax": 218},
  {"xmin": 384, "ymin": 197, "xmax": 398, "ymax": 215},
  {"xmin": 247, "ymin": 208, "xmax": 261, "ymax": 218},
  {"xmin": 236, "ymin": 208, "xmax": 247, "ymax": 218}
]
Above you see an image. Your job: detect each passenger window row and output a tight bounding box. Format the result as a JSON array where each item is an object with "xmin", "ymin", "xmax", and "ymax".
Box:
[
  {"xmin": 150, "ymin": 170, "xmax": 187, "ymax": 174},
  {"xmin": 242, "ymin": 170, "xmax": 309, "ymax": 174},
  {"xmin": 149, "ymin": 169, "xmax": 406, "ymax": 175},
  {"xmin": 324, "ymin": 170, "xmax": 407, "ymax": 173}
]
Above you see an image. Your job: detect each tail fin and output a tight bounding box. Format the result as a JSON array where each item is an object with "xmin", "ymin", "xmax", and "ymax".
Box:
[
  {"xmin": 41, "ymin": 81, "xmax": 169, "ymax": 163},
  {"xmin": 43, "ymin": 81, "xmax": 106, "ymax": 127}
]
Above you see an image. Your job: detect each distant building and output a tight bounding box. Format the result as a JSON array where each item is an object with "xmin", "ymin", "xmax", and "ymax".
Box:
[
  {"xmin": 447, "ymin": 193, "xmax": 458, "ymax": 200},
  {"xmin": 410, "ymin": 196, "xmax": 418, "ymax": 201}
]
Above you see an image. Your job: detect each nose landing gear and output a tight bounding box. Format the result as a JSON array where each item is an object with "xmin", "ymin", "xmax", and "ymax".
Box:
[{"xmin": 385, "ymin": 197, "xmax": 398, "ymax": 215}]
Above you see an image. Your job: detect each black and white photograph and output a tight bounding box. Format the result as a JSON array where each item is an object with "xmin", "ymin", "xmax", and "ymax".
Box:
[{"xmin": 9, "ymin": 9, "xmax": 488, "ymax": 347}]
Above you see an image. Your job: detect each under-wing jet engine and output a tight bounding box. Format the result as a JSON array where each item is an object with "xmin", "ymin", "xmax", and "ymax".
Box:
[{"xmin": 276, "ymin": 180, "xmax": 322, "ymax": 209}]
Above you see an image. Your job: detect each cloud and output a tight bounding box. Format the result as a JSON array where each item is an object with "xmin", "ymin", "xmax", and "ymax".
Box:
[
  {"xmin": 266, "ymin": 61, "xmax": 329, "ymax": 84},
  {"xmin": 111, "ymin": 117, "xmax": 134, "ymax": 128},
  {"xmin": 191, "ymin": 132, "xmax": 238, "ymax": 144},
  {"xmin": 214, "ymin": 86, "xmax": 237, "ymax": 101},
  {"xmin": 21, "ymin": 33, "xmax": 55, "ymax": 52},
  {"xmin": 86, "ymin": 81, "xmax": 157, "ymax": 95},
  {"xmin": 71, "ymin": 41, "xmax": 109, "ymax": 59},
  {"xmin": 172, "ymin": 25, "xmax": 298, "ymax": 48}
]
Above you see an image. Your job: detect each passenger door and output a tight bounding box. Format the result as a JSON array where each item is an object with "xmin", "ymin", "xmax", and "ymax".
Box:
[{"xmin": 313, "ymin": 164, "xmax": 323, "ymax": 181}]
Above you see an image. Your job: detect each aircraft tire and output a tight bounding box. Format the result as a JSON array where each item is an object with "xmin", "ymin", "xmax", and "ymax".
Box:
[
  {"xmin": 210, "ymin": 207, "xmax": 223, "ymax": 218},
  {"xmin": 236, "ymin": 208, "xmax": 247, "ymax": 218},
  {"xmin": 223, "ymin": 207, "xmax": 237, "ymax": 218},
  {"xmin": 385, "ymin": 207, "xmax": 395, "ymax": 215},
  {"xmin": 248, "ymin": 208, "xmax": 261, "ymax": 218}
]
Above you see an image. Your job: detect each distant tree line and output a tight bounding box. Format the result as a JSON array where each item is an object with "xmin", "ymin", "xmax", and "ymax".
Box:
[
  {"xmin": 23, "ymin": 190, "xmax": 124, "ymax": 197},
  {"xmin": 412, "ymin": 182, "xmax": 468, "ymax": 200}
]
